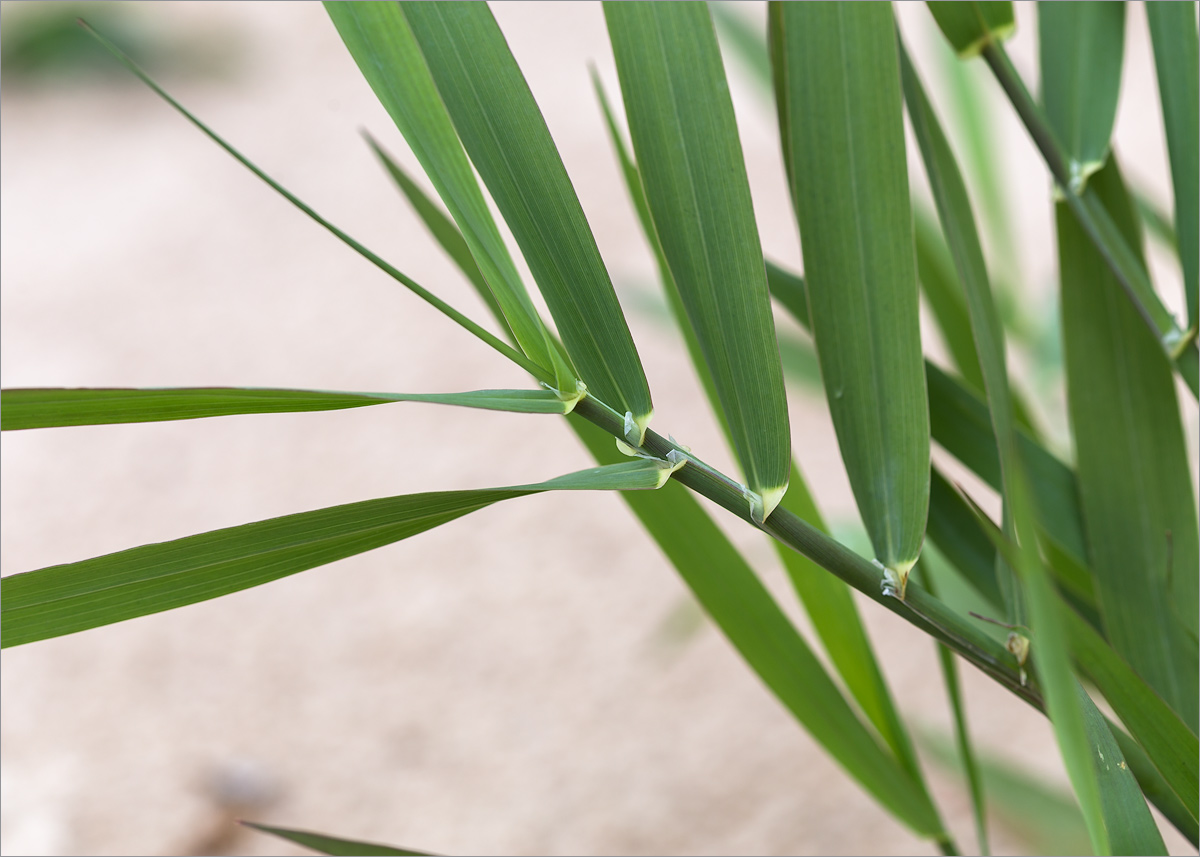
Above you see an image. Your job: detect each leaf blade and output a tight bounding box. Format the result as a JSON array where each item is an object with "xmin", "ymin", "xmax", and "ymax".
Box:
[
  {"xmin": 397, "ymin": 1, "xmax": 653, "ymax": 436},
  {"xmin": 773, "ymin": 1, "xmax": 929, "ymax": 583},
  {"xmin": 0, "ymin": 459, "xmax": 678, "ymax": 648},
  {"xmin": 603, "ymin": 1, "xmax": 790, "ymax": 521},
  {"xmin": 242, "ymin": 822, "xmax": 431, "ymax": 857}
]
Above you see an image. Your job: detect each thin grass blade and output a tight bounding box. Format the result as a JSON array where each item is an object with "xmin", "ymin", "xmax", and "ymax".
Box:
[
  {"xmin": 604, "ymin": 1, "xmax": 789, "ymax": 522},
  {"xmin": 324, "ymin": 3, "xmax": 561, "ymax": 384},
  {"xmin": 569, "ymin": 417, "xmax": 945, "ymax": 839},
  {"xmin": 926, "ymin": 2, "xmax": 1015, "ymax": 58},
  {"xmin": 1146, "ymin": 1, "xmax": 1199, "ymax": 329},
  {"xmin": 396, "ymin": 2, "xmax": 653, "ymax": 439},
  {"xmin": 0, "ymin": 458, "xmax": 682, "ymax": 648},
  {"xmin": 1038, "ymin": 2, "xmax": 1126, "ymax": 191},
  {"xmin": 80, "ymin": 19, "xmax": 543, "ymax": 383},
  {"xmin": 0, "ymin": 387, "xmax": 573, "ymax": 431},
  {"xmin": 773, "ymin": 1, "xmax": 929, "ymax": 593},
  {"xmin": 916, "ymin": 561, "xmax": 990, "ymax": 854},
  {"xmin": 241, "ymin": 822, "xmax": 430, "ymax": 857},
  {"xmin": 364, "ymin": 134, "xmax": 509, "ymax": 340},
  {"xmin": 901, "ymin": 36, "xmax": 1026, "ymax": 629},
  {"xmin": 1058, "ymin": 157, "xmax": 1199, "ymax": 730}
]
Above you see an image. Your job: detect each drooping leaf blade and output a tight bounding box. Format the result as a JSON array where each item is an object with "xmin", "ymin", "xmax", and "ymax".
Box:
[
  {"xmin": 397, "ymin": 2, "xmax": 653, "ymax": 438},
  {"xmin": 568, "ymin": 417, "xmax": 945, "ymax": 839},
  {"xmin": 926, "ymin": 2, "xmax": 1015, "ymax": 58},
  {"xmin": 773, "ymin": 1, "xmax": 929, "ymax": 588},
  {"xmin": 0, "ymin": 387, "xmax": 572, "ymax": 431},
  {"xmin": 324, "ymin": 2, "xmax": 557, "ymax": 381},
  {"xmin": 1057, "ymin": 157, "xmax": 1199, "ymax": 730},
  {"xmin": 1146, "ymin": 0, "xmax": 1199, "ymax": 329},
  {"xmin": 1038, "ymin": 1, "xmax": 1127, "ymax": 190},
  {"xmin": 0, "ymin": 458, "xmax": 681, "ymax": 648},
  {"xmin": 604, "ymin": 1, "xmax": 789, "ymax": 522},
  {"xmin": 241, "ymin": 822, "xmax": 431, "ymax": 857}
]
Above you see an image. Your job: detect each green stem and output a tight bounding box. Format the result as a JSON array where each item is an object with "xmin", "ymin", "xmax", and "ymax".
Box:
[
  {"xmin": 573, "ymin": 396, "xmax": 1043, "ymax": 712},
  {"xmin": 982, "ymin": 40, "xmax": 1199, "ymax": 399}
]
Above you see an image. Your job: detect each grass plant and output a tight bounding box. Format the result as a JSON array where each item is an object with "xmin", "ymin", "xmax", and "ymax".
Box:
[{"xmin": 2, "ymin": 2, "xmax": 1197, "ymax": 854}]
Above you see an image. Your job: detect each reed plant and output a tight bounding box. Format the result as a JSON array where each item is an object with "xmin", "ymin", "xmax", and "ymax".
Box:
[{"xmin": 2, "ymin": 2, "xmax": 1197, "ymax": 854}]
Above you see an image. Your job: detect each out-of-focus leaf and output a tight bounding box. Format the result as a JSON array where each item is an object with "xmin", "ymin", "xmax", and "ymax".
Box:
[
  {"xmin": 772, "ymin": 1, "xmax": 929, "ymax": 591},
  {"xmin": 242, "ymin": 822, "xmax": 431, "ymax": 857},
  {"xmin": 398, "ymin": 2, "xmax": 653, "ymax": 439},
  {"xmin": 604, "ymin": 2, "xmax": 789, "ymax": 523},
  {"xmin": 926, "ymin": 2, "xmax": 1015, "ymax": 58},
  {"xmin": 1038, "ymin": 2, "xmax": 1126, "ymax": 190},
  {"xmin": 568, "ymin": 417, "xmax": 945, "ymax": 839},
  {"xmin": 0, "ymin": 387, "xmax": 572, "ymax": 431},
  {"xmin": 1146, "ymin": 1, "xmax": 1199, "ymax": 327},
  {"xmin": 1058, "ymin": 157, "xmax": 1199, "ymax": 730},
  {"xmin": 0, "ymin": 458, "xmax": 683, "ymax": 648}
]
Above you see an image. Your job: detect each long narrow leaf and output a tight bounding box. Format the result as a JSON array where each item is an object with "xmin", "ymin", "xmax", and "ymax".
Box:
[
  {"xmin": 773, "ymin": 1, "xmax": 929, "ymax": 593},
  {"xmin": 604, "ymin": 1, "xmax": 789, "ymax": 523},
  {"xmin": 397, "ymin": 2, "xmax": 653, "ymax": 440},
  {"xmin": 901, "ymin": 36, "xmax": 1024, "ymax": 627},
  {"xmin": 79, "ymin": 21, "xmax": 542, "ymax": 383},
  {"xmin": 242, "ymin": 822, "xmax": 430, "ymax": 857},
  {"xmin": 1146, "ymin": 1, "xmax": 1199, "ymax": 329},
  {"xmin": 364, "ymin": 134, "xmax": 510, "ymax": 341},
  {"xmin": 0, "ymin": 458, "xmax": 682, "ymax": 648},
  {"xmin": 0, "ymin": 387, "xmax": 572, "ymax": 431},
  {"xmin": 568, "ymin": 417, "xmax": 945, "ymax": 839},
  {"xmin": 1058, "ymin": 157, "xmax": 1199, "ymax": 730},
  {"xmin": 1038, "ymin": 2, "xmax": 1126, "ymax": 190},
  {"xmin": 324, "ymin": 3, "xmax": 559, "ymax": 383}
]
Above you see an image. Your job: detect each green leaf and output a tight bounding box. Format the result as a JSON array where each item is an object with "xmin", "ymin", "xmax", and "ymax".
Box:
[
  {"xmin": 928, "ymin": 467, "xmax": 1003, "ymax": 609},
  {"xmin": 1075, "ymin": 683, "xmax": 1168, "ymax": 856},
  {"xmin": 0, "ymin": 387, "xmax": 573, "ymax": 431},
  {"xmin": 397, "ymin": 2, "xmax": 653, "ymax": 439},
  {"xmin": 964, "ymin": 478, "xmax": 1112, "ymax": 855},
  {"xmin": 242, "ymin": 822, "xmax": 430, "ymax": 856},
  {"xmin": 1058, "ymin": 157, "xmax": 1199, "ymax": 731},
  {"xmin": 926, "ymin": 2, "xmax": 1016, "ymax": 57},
  {"xmin": 913, "ymin": 207, "xmax": 986, "ymax": 395},
  {"xmin": 0, "ymin": 458, "xmax": 682, "ymax": 648},
  {"xmin": 324, "ymin": 3, "xmax": 559, "ymax": 383},
  {"xmin": 1038, "ymin": 1, "xmax": 1126, "ymax": 191},
  {"xmin": 915, "ymin": 563, "xmax": 990, "ymax": 854},
  {"xmin": 1146, "ymin": 1, "xmax": 1199, "ymax": 328},
  {"xmin": 976, "ymin": 36, "xmax": 1199, "ymax": 398},
  {"xmin": 80, "ymin": 19, "xmax": 543, "ymax": 383},
  {"xmin": 604, "ymin": 1, "xmax": 790, "ymax": 522},
  {"xmin": 1110, "ymin": 720, "xmax": 1199, "ymax": 846},
  {"xmin": 773, "ymin": 1, "xmax": 929, "ymax": 589},
  {"xmin": 901, "ymin": 36, "xmax": 1024, "ymax": 624},
  {"xmin": 364, "ymin": 134, "xmax": 510, "ymax": 341},
  {"xmin": 568, "ymin": 417, "xmax": 945, "ymax": 839}
]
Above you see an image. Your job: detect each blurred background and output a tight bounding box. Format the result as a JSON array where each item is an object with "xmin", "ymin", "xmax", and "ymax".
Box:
[{"xmin": 1, "ymin": 2, "xmax": 1194, "ymax": 854}]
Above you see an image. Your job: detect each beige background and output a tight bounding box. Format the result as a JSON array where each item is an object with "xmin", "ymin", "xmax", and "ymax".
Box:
[{"xmin": 1, "ymin": 2, "xmax": 1194, "ymax": 855}]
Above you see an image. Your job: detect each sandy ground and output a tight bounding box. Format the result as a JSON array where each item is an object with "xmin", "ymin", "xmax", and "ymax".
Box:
[{"xmin": 1, "ymin": 3, "xmax": 1194, "ymax": 855}]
